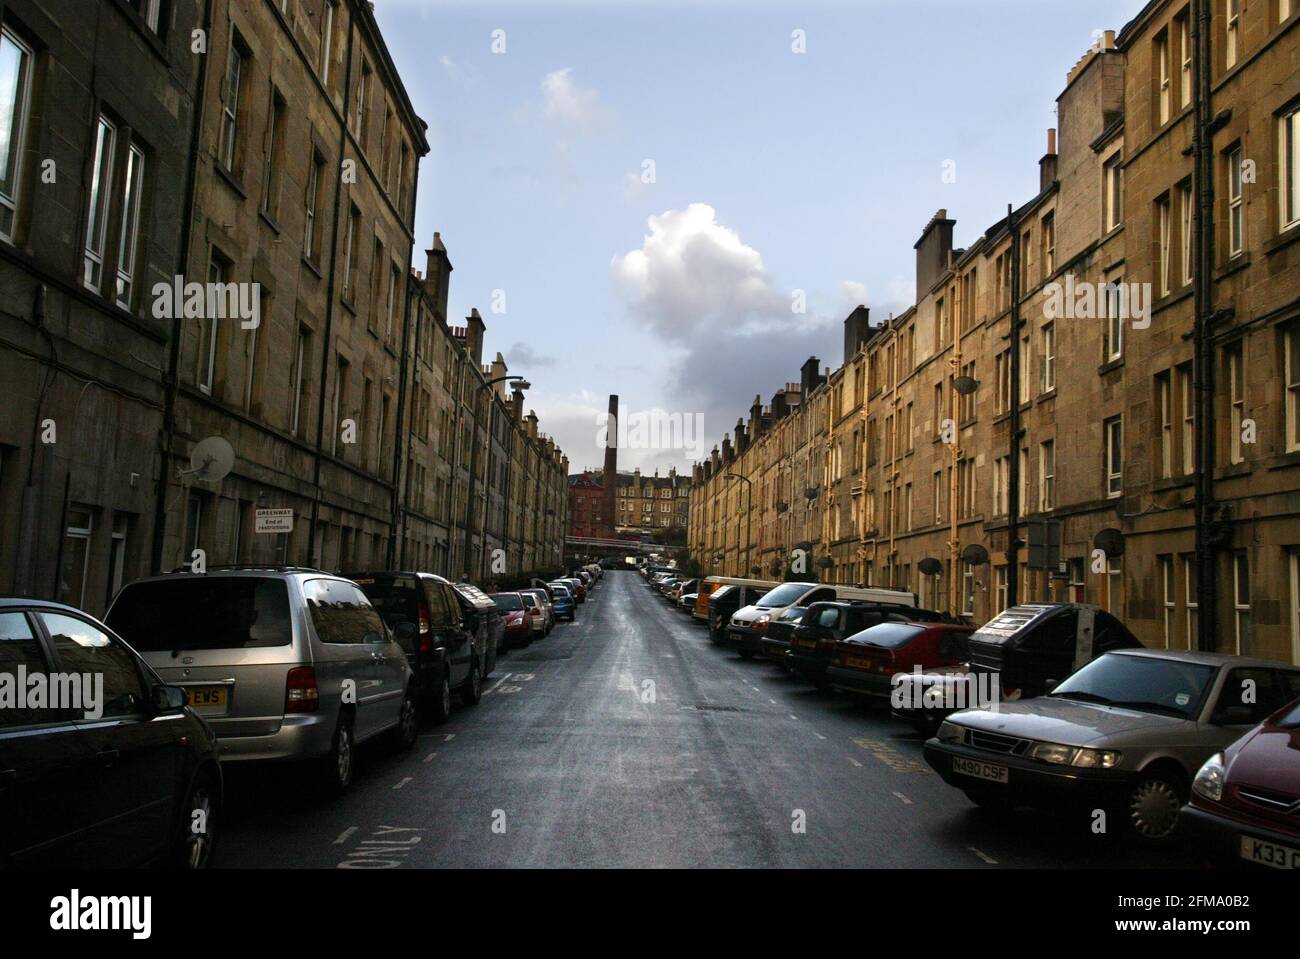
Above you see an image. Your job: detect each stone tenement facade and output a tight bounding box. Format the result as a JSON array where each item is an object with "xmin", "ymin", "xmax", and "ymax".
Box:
[
  {"xmin": 0, "ymin": 0, "xmax": 568, "ymax": 617},
  {"xmin": 690, "ymin": 2, "xmax": 1300, "ymax": 666}
]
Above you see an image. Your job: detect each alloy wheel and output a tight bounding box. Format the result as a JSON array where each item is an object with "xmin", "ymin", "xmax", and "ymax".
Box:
[{"xmin": 1128, "ymin": 777, "xmax": 1182, "ymax": 839}]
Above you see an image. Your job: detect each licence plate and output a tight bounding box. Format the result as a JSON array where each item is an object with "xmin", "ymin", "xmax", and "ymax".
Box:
[
  {"xmin": 845, "ymin": 657, "xmax": 872, "ymax": 669},
  {"xmin": 1240, "ymin": 835, "xmax": 1300, "ymax": 870},
  {"xmin": 798, "ymin": 639, "xmax": 817, "ymax": 650},
  {"xmin": 952, "ymin": 756, "xmax": 1008, "ymax": 784},
  {"xmin": 186, "ymin": 687, "xmax": 228, "ymax": 708}
]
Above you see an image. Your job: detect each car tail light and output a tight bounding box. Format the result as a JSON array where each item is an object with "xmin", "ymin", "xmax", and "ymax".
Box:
[
  {"xmin": 286, "ymin": 666, "xmax": 320, "ymax": 713},
  {"xmin": 417, "ymin": 601, "xmax": 432, "ymax": 653}
]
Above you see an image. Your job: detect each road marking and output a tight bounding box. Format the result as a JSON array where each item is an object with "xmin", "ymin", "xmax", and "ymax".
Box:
[
  {"xmin": 789, "ymin": 714, "xmax": 799, "ymax": 720},
  {"xmin": 333, "ymin": 826, "xmax": 358, "ymax": 845},
  {"xmin": 443, "ymin": 733, "xmax": 456, "ymax": 742},
  {"xmin": 813, "ymin": 732, "xmax": 827, "ymax": 741},
  {"xmin": 393, "ymin": 777, "xmax": 412, "ymax": 790},
  {"xmin": 485, "ymin": 673, "xmax": 513, "ymax": 695},
  {"xmin": 892, "ymin": 791, "xmax": 913, "ymax": 805},
  {"xmin": 423, "ymin": 752, "xmax": 438, "ymax": 763},
  {"xmin": 968, "ymin": 847, "xmax": 998, "ymax": 865},
  {"xmin": 769, "ymin": 699, "xmax": 777, "ymax": 705},
  {"xmin": 849, "ymin": 758, "xmax": 863, "ymax": 768},
  {"xmin": 851, "ymin": 737, "xmax": 930, "ymax": 774}
]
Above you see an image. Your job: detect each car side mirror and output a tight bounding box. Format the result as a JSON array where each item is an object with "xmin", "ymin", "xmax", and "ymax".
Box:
[
  {"xmin": 154, "ymin": 685, "xmax": 187, "ymax": 713},
  {"xmin": 394, "ymin": 621, "xmax": 418, "ymax": 641}
]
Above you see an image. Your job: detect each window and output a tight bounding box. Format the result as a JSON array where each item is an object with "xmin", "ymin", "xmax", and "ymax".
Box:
[
  {"xmin": 1156, "ymin": 31, "xmax": 1171, "ymax": 124},
  {"xmin": 1104, "ymin": 416, "xmax": 1123, "ymax": 497},
  {"xmin": 1018, "ymin": 332, "xmax": 1030, "ymax": 405},
  {"xmin": 1233, "ymin": 552, "xmax": 1250, "ymax": 655},
  {"xmin": 1157, "ymin": 372, "xmax": 1173, "ymax": 478},
  {"xmin": 995, "ymin": 350, "xmax": 1010, "ymax": 413},
  {"xmin": 1287, "ymin": 326, "xmax": 1300, "ymax": 452},
  {"xmin": 60, "ymin": 507, "xmax": 93, "ymax": 609},
  {"xmin": 1227, "ymin": 147, "xmax": 1244, "ymax": 257},
  {"xmin": 1226, "ymin": 0, "xmax": 1240, "ymax": 69},
  {"xmin": 1180, "ymin": 182, "xmax": 1194, "ymax": 285},
  {"xmin": 1041, "ymin": 212, "xmax": 1055, "ymax": 277},
  {"xmin": 319, "ymin": 0, "xmax": 337, "ymax": 87},
  {"xmin": 245, "ymin": 289, "xmax": 267, "ymax": 412},
  {"xmin": 332, "ymin": 355, "xmax": 350, "ymax": 457},
  {"xmin": 995, "ymin": 566, "xmax": 1008, "ymax": 613},
  {"xmin": 961, "ymin": 562, "xmax": 975, "ymax": 617},
  {"xmin": 0, "ymin": 612, "xmax": 55, "ymax": 728},
  {"xmin": 1018, "ymin": 445, "xmax": 1029, "ymax": 516},
  {"xmin": 43, "ymin": 613, "xmax": 147, "ymax": 719},
  {"xmin": 1177, "ymin": 13, "xmax": 1192, "ymax": 108},
  {"xmin": 127, "ymin": 0, "xmax": 163, "ymax": 32},
  {"xmin": 290, "ymin": 326, "xmax": 309, "ymax": 436},
  {"xmin": 388, "ymin": 263, "xmax": 400, "ymax": 339},
  {"xmin": 0, "ymin": 28, "xmax": 33, "ymax": 242},
  {"xmin": 1160, "ymin": 556, "xmax": 1176, "ymax": 649},
  {"xmin": 1039, "ymin": 440, "xmax": 1055, "ymax": 511},
  {"xmin": 196, "ymin": 248, "xmax": 229, "ymax": 393},
  {"xmin": 115, "ymin": 144, "xmax": 145, "ymax": 309},
  {"xmin": 1021, "ymin": 229, "xmax": 1033, "ymax": 290},
  {"xmin": 304, "ymin": 149, "xmax": 325, "ymax": 262},
  {"xmin": 369, "ymin": 235, "xmax": 385, "ymax": 330},
  {"xmin": 262, "ymin": 88, "xmax": 286, "ymax": 219},
  {"xmin": 1281, "ymin": 106, "xmax": 1300, "ymax": 232},
  {"xmin": 1184, "ymin": 556, "xmax": 1199, "ymax": 647},
  {"xmin": 356, "ymin": 62, "xmax": 372, "ymax": 149},
  {"xmin": 993, "ymin": 455, "xmax": 1008, "ymax": 517},
  {"xmin": 932, "ymin": 469, "xmax": 943, "ymax": 524},
  {"xmin": 83, "ymin": 116, "xmax": 117, "ymax": 291},
  {"xmin": 220, "ymin": 39, "xmax": 245, "ymax": 172},
  {"xmin": 107, "ymin": 513, "xmax": 129, "ymax": 607},
  {"xmin": 342, "ymin": 203, "xmax": 359, "ymax": 299},
  {"xmin": 1227, "ymin": 344, "xmax": 1245, "ymax": 464},
  {"xmin": 1041, "ymin": 322, "xmax": 1055, "ymax": 392},
  {"xmin": 1157, "ymin": 194, "xmax": 1171, "ymax": 295},
  {"xmin": 1103, "ymin": 276, "xmax": 1125, "ymax": 362},
  {"xmin": 1180, "ymin": 365, "xmax": 1196, "ymax": 474},
  {"xmin": 1103, "ymin": 152, "xmax": 1123, "ymax": 231}
]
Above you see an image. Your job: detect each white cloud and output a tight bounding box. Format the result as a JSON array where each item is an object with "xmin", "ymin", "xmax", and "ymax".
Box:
[
  {"xmin": 610, "ymin": 203, "xmax": 793, "ymax": 342},
  {"xmin": 839, "ymin": 280, "xmax": 869, "ymax": 309},
  {"xmin": 541, "ymin": 68, "xmax": 606, "ymax": 134}
]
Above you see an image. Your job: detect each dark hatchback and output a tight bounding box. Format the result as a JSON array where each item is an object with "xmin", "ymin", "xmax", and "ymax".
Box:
[
  {"xmin": 706, "ymin": 585, "xmax": 768, "ymax": 643},
  {"xmin": 351, "ymin": 572, "xmax": 486, "ymax": 723},
  {"xmin": 788, "ymin": 601, "xmax": 946, "ymax": 691},
  {"xmin": 758, "ymin": 607, "xmax": 809, "ymax": 670},
  {"xmin": 0, "ymin": 598, "xmax": 221, "ymax": 868}
]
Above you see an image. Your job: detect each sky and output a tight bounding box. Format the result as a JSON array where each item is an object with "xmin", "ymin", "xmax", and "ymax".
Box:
[{"xmin": 372, "ymin": 0, "xmax": 1146, "ymax": 476}]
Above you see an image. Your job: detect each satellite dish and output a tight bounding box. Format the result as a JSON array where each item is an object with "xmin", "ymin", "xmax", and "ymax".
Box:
[
  {"xmin": 919, "ymin": 557, "xmax": 944, "ymax": 576},
  {"xmin": 186, "ymin": 437, "xmax": 235, "ymax": 483},
  {"xmin": 961, "ymin": 544, "xmax": 990, "ymax": 565},
  {"xmin": 953, "ymin": 375, "xmax": 979, "ymax": 396}
]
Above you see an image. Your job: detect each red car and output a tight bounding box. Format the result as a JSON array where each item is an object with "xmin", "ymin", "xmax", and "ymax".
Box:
[
  {"xmin": 826, "ymin": 621, "xmax": 975, "ymax": 700},
  {"xmin": 1182, "ymin": 696, "xmax": 1300, "ymax": 870},
  {"xmin": 490, "ymin": 592, "xmax": 533, "ymax": 649}
]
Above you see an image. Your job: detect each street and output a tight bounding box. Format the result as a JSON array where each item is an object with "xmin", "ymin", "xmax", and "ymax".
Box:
[{"xmin": 217, "ymin": 572, "xmax": 1200, "ymax": 869}]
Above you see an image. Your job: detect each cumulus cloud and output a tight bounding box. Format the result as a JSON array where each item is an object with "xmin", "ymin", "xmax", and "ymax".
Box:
[
  {"xmin": 839, "ymin": 280, "xmax": 869, "ymax": 309},
  {"xmin": 506, "ymin": 341, "xmax": 557, "ymax": 370},
  {"xmin": 610, "ymin": 203, "xmax": 794, "ymax": 343},
  {"xmin": 541, "ymin": 68, "xmax": 606, "ymax": 134}
]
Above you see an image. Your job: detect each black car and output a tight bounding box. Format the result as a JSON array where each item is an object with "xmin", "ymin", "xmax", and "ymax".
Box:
[
  {"xmin": 0, "ymin": 598, "xmax": 222, "ymax": 868},
  {"xmin": 351, "ymin": 572, "xmax": 486, "ymax": 723},
  {"xmin": 706, "ymin": 585, "xmax": 768, "ymax": 643},
  {"xmin": 758, "ymin": 606, "xmax": 810, "ymax": 670},
  {"xmin": 451, "ymin": 582, "xmax": 504, "ymax": 676},
  {"xmin": 788, "ymin": 601, "xmax": 946, "ymax": 690}
]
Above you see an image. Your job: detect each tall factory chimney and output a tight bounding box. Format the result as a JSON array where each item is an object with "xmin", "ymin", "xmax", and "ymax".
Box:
[{"xmin": 603, "ymin": 395, "xmax": 619, "ymax": 538}]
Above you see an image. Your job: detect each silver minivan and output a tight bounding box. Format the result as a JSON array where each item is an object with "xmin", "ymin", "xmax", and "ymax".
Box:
[{"xmin": 105, "ymin": 568, "xmax": 416, "ymax": 794}]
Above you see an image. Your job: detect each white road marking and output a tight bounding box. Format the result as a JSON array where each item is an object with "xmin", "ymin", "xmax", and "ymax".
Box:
[
  {"xmin": 968, "ymin": 846, "xmax": 998, "ymax": 865},
  {"xmin": 813, "ymin": 732, "xmax": 827, "ymax": 741},
  {"xmin": 423, "ymin": 752, "xmax": 438, "ymax": 763},
  {"xmin": 333, "ymin": 826, "xmax": 358, "ymax": 845},
  {"xmin": 849, "ymin": 758, "xmax": 863, "ymax": 768},
  {"xmin": 443, "ymin": 733, "xmax": 456, "ymax": 742},
  {"xmin": 393, "ymin": 777, "xmax": 413, "ymax": 790},
  {"xmin": 789, "ymin": 714, "xmax": 799, "ymax": 721},
  {"xmin": 892, "ymin": 791, "xmax": 913, "ymax": 805},
  {"xmin": 769, "ymin": 699, "xmax": 777, "ymax": 705},
  {"xmin": 485, "ymin": 674, "xmax": 513, "ymax": 695}
]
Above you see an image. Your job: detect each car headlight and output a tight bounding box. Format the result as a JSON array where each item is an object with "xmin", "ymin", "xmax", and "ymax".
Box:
[
  {"xmin": 1192, "ymin": 752, "xmax": 1226, "ymax": 803},
  {"xmin": 1072, "ymin": 748, "xmax": 1122, "ymax": 769},
  {"xmin": 755, "ymin": 614, "xmax": 770, "ymax": 626},
  {"xmin": 936, "ymin": 721, "xmax": 965, "ymax": 743},
  {"xmin": 1027, "ymin": 743, "xmax": 1122, "ymax": 768},
  {"xmin": 1029, "ymin": 742, "xmax": 1077, "ymax": 765}
]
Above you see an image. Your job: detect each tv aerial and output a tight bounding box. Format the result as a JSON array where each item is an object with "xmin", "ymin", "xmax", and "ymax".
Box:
[{"xmin": 180, "ymin": 436, "xmax": 235, "ymax": 483}]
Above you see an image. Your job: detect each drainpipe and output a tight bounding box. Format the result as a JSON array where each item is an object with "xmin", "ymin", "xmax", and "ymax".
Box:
[
  {"xmin": 1007, "ymin": 203, "xmax": 1024, "ymax": 607},
  {"xmin": 151, "ymin": 0, "xmax": 214, "ymax": 575}
]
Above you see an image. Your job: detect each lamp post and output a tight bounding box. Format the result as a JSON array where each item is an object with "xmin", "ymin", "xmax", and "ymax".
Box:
[{"xmin": 725, "ymin": 473, "xmax": 753, "ymax": 578}]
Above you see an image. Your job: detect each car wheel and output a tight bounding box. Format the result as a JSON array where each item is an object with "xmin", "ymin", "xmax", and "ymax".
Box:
[
  {"xmin": 1127, "ymin": 773, "xmax": 1185, "ymax": 840},
  {"xmin": 963, "ymin": 788, "xmax": 1013, "ymax": 811},
  {"xmin": 393, "ymin": 689, "xmax": 418, "ymax": 751},
  {"xmin": 173, "ymin": 770, "xmax": 220, "ymax": 869},
  {"xmin": 426, "ymin": 669, "xmax": 453, "ymax": 725},
  {"xmin": 461, "ymin": 656, "xmax": 483, "ymax": 706},
  {"xmin": 322, "ymin": 714, "xmax": 355, "ymax": 796}
]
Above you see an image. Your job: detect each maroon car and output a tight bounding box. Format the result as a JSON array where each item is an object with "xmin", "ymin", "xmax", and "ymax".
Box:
[
  {"xmin": 491, "ymin": 592, "xmax": 533, "ymax": 649},
  {"xmin": 1183, "ymin": 696, "xmax": 1300, "ymax": 870},
  {"xmin": 827, "ymin": 621, "xmax": 975, "ymax": 700}
]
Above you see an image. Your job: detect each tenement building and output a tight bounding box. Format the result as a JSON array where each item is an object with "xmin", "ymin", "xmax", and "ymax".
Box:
[{"xmin": 690, "ymin": 2, "xmax": 1300, "ymax": 665}]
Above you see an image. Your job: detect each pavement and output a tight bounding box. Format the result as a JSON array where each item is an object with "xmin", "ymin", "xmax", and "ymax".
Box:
[{"xmin": 216, "ymin": 571, "xmax": 1200, "ymax": 868}]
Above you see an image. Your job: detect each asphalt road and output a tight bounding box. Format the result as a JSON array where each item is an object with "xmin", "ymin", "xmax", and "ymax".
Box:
[{"xmin": 217, "ymin": 571, "xmax": 1200, "ymax": 868}]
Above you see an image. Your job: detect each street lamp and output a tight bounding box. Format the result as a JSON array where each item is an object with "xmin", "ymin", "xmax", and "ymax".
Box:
[{"xmin": 725, "ymin": 473, "xmax": 753, "ymax": 579}]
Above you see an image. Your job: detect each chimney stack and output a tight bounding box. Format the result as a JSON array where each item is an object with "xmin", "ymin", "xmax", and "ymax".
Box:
[
  {"xmin": 843, "ymin": 304, "xmax": 871, "ymax": 363},
  {"xmin": 424, "ymin": 232, "xmax": 452, "ymax": 324},
  {"xmin": 603, "ymin": 395, "xmax": 618, "ymax": 535},
  {"xmin": 914, "ymin": 209, "xmax": 955, "ymax": 299},
  {"xmin": 465, "ymin": 308, "xmax": 485, "ymax": 365},
  {"xmin": 1040, "ymin": 128, "xmax": 1058, "ymax": 192}
]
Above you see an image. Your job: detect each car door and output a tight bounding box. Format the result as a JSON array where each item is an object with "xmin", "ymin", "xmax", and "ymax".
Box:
[
  {"xmin": 443, "ymin": 585, "xmax": 475, "ymax": 681},
  {"xmin": 304, "ymin": 578, "xmax": 388, "ymax": 742},
  {"xmin": 1208, "ymin": 667, "xmax": 1299, "ymax": 743},
  {"xmin": 429, "ymin": 583, "xmax": 466, "ymax": 686},
  {"xmin": 38, "ymin": 610, "xmax": 180, "ymax": 866},
  {"xmin": 0, "ymin": 609, "xmax": 98, "ymax": 867},
  {"xmin": 347, "ymin": 583, "xmax": 404, "ymax": 737}
]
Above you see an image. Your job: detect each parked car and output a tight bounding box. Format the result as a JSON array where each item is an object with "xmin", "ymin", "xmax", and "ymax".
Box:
[
  {"xmin": 893, "ymin": 603, "xmax": 1140, "ymax": 732},
  {"xmin": 693, "ymin": 576, "xmax": 780, "ymax": 624},
  {"xmin": 520, "ymin": 587, "xmax": 555, "ymax": 634},
  {"xmin": 828, "ymin": 620, "xmax": 975, "ymax": 699},
  {"xmin": 1183, "ymin": 695, "xmax": 1300, "ymax": 869},
  {"xmin": 728, "ymin": 583, "xmax": 915, "ymax": 658},
  {"xmin": 491, "ymin": 592, "xmax": 535, "ymax": 648},
  {"xmin": 707, "ymin": 584, "xmax": 768, "ymax": 642},
  {"xmin": 564, "ymin": 577, "xmax": 588, "ymax": 603},
  {"xmin": 678, "ymin": 592, "xmax": 698, "ymax": 613},
  {"xmin": 450, "ymin": 581, "xmax": 504, "ymax": 677},
  {"xmin": 924, "ymin": 649, "xmax": 1300, "ymax": 839},
  {"xmin": 785, "ymin": 600, "xmax": 943, "ymax": 684},
  {"xmin": 0, "ymin": 598, "xmax": 222, "ymax": 868},
  {"xmin": 351, "ymin": 571, "xmax": 486, "ymax": 725},
  {"xmin": 106, "ymin": 568, "xmax": 417, "ymax": 795},
  {"xmin": 758, "ymin": 606, "xmax": 810, "ymax": 669},
  {"xmin": 519, "ymin": 591, "xmax": 547, "ymax": 637},
  {"xmin": 547, "ymin": 582, "xmax": 578, "ymax": 621}
]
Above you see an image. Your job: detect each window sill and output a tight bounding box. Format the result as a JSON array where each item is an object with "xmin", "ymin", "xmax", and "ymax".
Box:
[
  {"xmin": 1264, "ymin": 224, "xmax": 1300, "ymax": 258},
  {"xmin": 302, "ymin": 256, "xmax": 323, "ymax": 280},
  {"xmin": 1036, "ymin": 388, "xmax": 1057, "ymax": 405},
  {"xmin": 1098, "ymin": 357, "xmax": 1124, "ymax": 376},
  {"xmin": 1215, "ymin": 253, "xmax": 1250, "ymax": 281},
  {"xmin": 1215, "ymin": 462, "xmax": 1252, "ymax": 481},
  {"xmin": 1152, "ymin": 476, "xmax": 1194, "ymax": 493},
  {"xmin": 1266, "ymin": 449, "xmax": 1300, "ymax": 470},
  {"xmin": 340, "ymin": 297, "xmax": 357, "ymax": 316},
  {"xmin": 259, "ymin": 210, "xmax": 282, "ymax": 235},
  {"xmin": 215, "ymin": 164, "xmax": 248, "ymax": 200}
]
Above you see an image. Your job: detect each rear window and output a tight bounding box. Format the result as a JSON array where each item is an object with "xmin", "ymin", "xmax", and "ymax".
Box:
[
  {"xmin": 304, "ymin": 580, "xmax": 385, "ymax": 645},
  {"xmin": 493, "ymin": 594, "xmax": 523, "ymax": 611},
  {"xmin": 107, "ymin": 577, "xmax": 292, "ymax": 651},
  {"xmin": 848, "ymin": 622, "xmax": 926, "ymax": 648},
  {"xmin": 354, "ymin": 576, "xmax": 420, "ymax": 629}
]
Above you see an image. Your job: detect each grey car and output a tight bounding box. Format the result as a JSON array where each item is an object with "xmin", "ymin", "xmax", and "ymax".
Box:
[
  {"xmin": 105, "ymin": 568, "xmax": 418, "ymax": 795},
  {"xmin": 924, "ymin": 648, "xmax": 1300, "ymax": 839}
]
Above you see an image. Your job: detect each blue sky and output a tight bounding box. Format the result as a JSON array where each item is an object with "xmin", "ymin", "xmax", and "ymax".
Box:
[{"xmin": 373, "ymin": 0, "xmax": 1145, "ymax": 475}]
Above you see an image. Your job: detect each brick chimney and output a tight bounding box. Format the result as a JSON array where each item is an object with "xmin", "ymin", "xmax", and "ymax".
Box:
[
  {"xmin": 914, "ymin": 209, "xmax": 955, "ymax": 298},
  {"xmin": 1040, "ymin": 128, "xmax": 1058, "ymax": 192},
  {"xmin": 603, "ymin": 394, "xmax": 618, "ymax": 534},
  {"xmin": 465, "ymin": 308, "xmax": 485, "ymax": 365},
  {"xmin": 424, "ymin": 232, "xmax": 452, "ymax": 324},
  {"xmin": 800, "ymin": 356, "xmax": 822, "ymax": 397},
  {"xmin": 843, "ymin": 304, "xmax": 871, "ymax": 363}
]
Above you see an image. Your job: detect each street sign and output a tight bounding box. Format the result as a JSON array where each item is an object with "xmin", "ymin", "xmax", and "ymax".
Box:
[
  {"xmin": 255, "ymin": 508, "xmax": 294, "ymax": 534},
  {"xmin": 1026, "ymin": 519, "xmax": 1061, "ymax": 570}
]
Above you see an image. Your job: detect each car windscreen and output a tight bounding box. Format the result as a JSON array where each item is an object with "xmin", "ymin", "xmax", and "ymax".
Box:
[
  {"xmin": 1050, "ymin": 654, "xmax": 1216, "ymax": 719},
  {"xmin": 107, "ymin": 577, "xmax": 293, "ymax": 650},
  {"xmin": 754, "ymin": 583, "xmax": 808, "ymax": 608},
  {"xmin": 492, "ymin": 594, "xmax": 523, "ymax": 611},
  {"xmin": 548, "ymin": 585, "xmax": 571, "ymax": 598},
  {"xmin": 846, "ymin": 622, "xmax": 926, "ymax": 648}
]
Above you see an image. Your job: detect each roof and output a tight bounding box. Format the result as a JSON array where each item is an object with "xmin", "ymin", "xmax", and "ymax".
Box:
[{"xmin": 1109, "ymin": 648, "xmax": 1300, "ymax": 671}]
